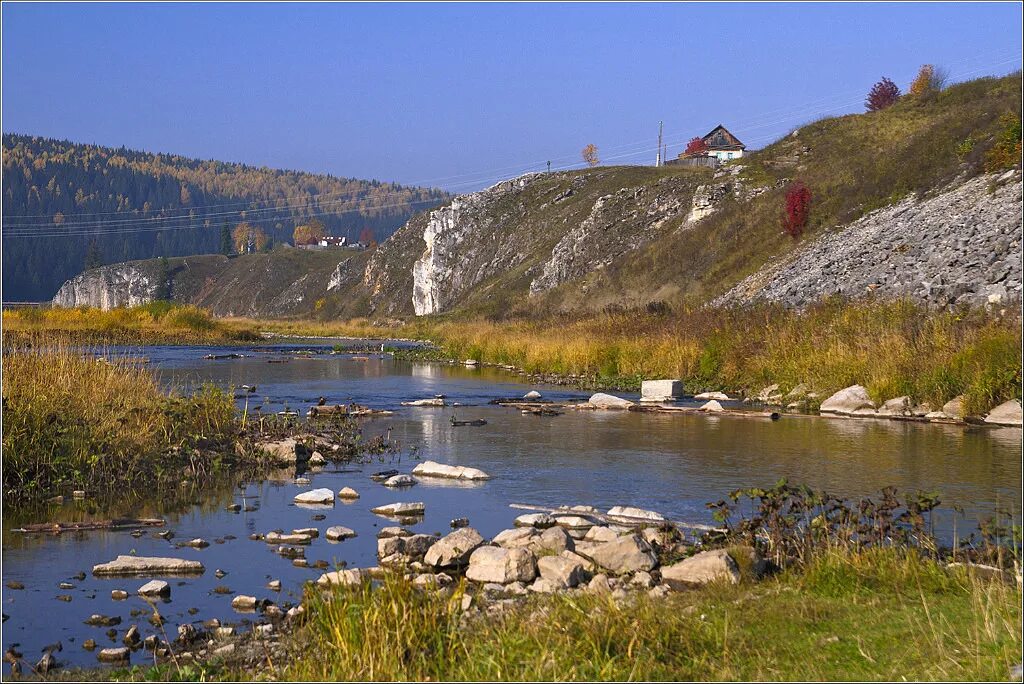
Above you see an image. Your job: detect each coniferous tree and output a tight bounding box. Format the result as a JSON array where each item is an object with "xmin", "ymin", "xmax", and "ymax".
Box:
[
  {"xmin": 154, "ymin": 256, "xmax": 171, "ymax": 300},
  {"xmin": 84, "ymin": 239, "xmax": 103, "ymax": 271},
  {"xmin": 220, "ymin": 222, "xmax": 233, "ymax": 255}
]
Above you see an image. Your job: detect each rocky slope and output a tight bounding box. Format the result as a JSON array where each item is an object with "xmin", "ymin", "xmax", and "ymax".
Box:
[{"xmin": 716, "ymin": 171, "xmax": 1023, "ymax": 309}]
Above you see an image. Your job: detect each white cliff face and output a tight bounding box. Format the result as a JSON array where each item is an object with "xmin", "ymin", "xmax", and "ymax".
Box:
[
  {"xmin": 52, "ymin": 263, "xmax": 157, "ymax": 309},
  {"xmin": 411, "ymin": 175, "xmax": 541, "ymax": 315}
]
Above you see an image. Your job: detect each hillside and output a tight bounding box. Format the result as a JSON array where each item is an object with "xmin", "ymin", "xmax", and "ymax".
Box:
[
  {"xmin": 1, "ymin": 134, "xmax": 449, "ymax": 300},
  {"xmin": 47, "ymin": 74, "xmax": 1022, "ymax": 318}
]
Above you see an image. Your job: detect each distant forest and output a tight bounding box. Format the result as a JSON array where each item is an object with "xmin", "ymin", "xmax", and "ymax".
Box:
[{"xmin": 1, "ymin": 134, "xmax": 450, "ymax": 300}]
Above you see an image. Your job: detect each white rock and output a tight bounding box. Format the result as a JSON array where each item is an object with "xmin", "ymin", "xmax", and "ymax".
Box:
[
  {"xmin": 411, "ymin": 460, "xmax": 491, "ymax": 480},
  {"xmin": 316, "ymin": 569, "xmax": 367, "ymax": 587},
  {"xmin": 231, "ymin": 595, "xmax": 258, "ymax": 611},
  {"xmin": 325, "ymin": 526, "xmax": 357, "ymax": 542},
  {"xmin": 583, "ymin": 526, "xmax": 619, "ymax": 543},
  {"xmin": 377, "ymin": 526, "xmax": 412, "ymax": 538},
  {"xmin": 264, "ymin": 532, "xmax": 313, "ymax": 545},
  {"xmin": 293, "ymin": 488, "xmax": 335, "ymax": 505},
  {"xmin": 694, "ymin": 391, "xmax": 730, "ymax": 401},
  {"xmin": 463, "ymin": 359, "xmax": 480, "ymax": 366},
  {"xmin": 640, "ymin": 379, "xmax": 683, "ymax": 402},
  {"xmin": 370, "ymin": 502, "xmax": 426, "ymax": 517},
  {"xmin": 661, "ymin": 549, "xmax": 740, "ymax": 588},
  {"xmin": 401, "ymin": 398, "xmax": 445, "ymax": 407},
  {"xmin": 588, "ymin": 534, "xmax": 658, "ymax": 575},
  {"xmin": 552, "ymin": 514, "xmax": 596, "ymax": 530},
  {"xmin": 382, "ymin": 474, "xmax": 417, "ymax": 488},
  {"xmin": 587, "ymin": 573, "xmax": 613, "ymax": 594},
  {"xmin": 514, "ymin": 513, "xmax": 556, "ymax": 528},
  {"xmin": 819, "ymin": 385, "xmax": 875, "ymax": 415},
  {"xmin": 985, "ymin": 399, "xmax": 1023, "ymax": 427},
  {"xmin": 942, "ymin": 395, "xmax": 965, "ymax": 419},
  {"xmin": 699, "ymin": 400, "xmax": 724, "ymax": 412},
  {"xmin": 528, "ymin": 526, "xmax": 575, "ymax": 555},
  {"xmin": 528, "ymin": 577, "xmax": 562, "ymax": 594},
  {"xmin": 877, "ymin": 396, "xmax": 913, "ymax": 416},
  {"xmin": 588, "ymin": 392, "xmax": 634, "ymax": 409},
  {"xmin": 338, "ymin": 487, "xmax": 360, "ymax": 500},
  {"xmin": 606, "ymin": 506, "xmax": 666, "ymax": 523},
  {"xmin": 537, "ymin": 554, "xmax": 587, "ymax": 587},
  {"xmin": 93, "ymin": 555, "xmax": 204, "ymax": 576},
  {"xmin": 136, "ymin": 580, "xmax": 170, "ymax": 597},
  {"xmin": 493, "ymin": 527, "xmax": 539, "ymax": 548},
  {"xmin": 308, "ymin": 452, "xmax": 327, "ymax": 466},
  {"xmin": 97, "ymin": 647, "xmax": 130, "ymax": 663},
  {"xmin": 523, "ymin": 390, "xmax": 542, "ymax": 400},
  {"xmin": 424, "ymin": 528, "xmax": 485, "ymax": 568},
  {"xmin": 466, "ymin": 546, "xmax": 537, "ymax": 584}
]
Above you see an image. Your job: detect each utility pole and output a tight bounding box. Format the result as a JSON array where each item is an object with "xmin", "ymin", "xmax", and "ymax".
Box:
[
  {"xmin": 656, "ymin": 121, "xmax": 664, "ymax": 167},
  {"xmin": 547, "ymin": 161, "xmax": 551, "ymax": 174}
]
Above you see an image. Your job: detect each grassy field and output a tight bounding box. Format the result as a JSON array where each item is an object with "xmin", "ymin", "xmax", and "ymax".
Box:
[{"xmin": 1, "ymin": 333, "xmax": 243, "ymax": 503}]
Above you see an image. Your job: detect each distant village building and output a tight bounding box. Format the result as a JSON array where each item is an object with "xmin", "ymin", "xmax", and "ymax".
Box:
[
  {"xmin": 296, "ymin": 235, "xmax": 367, "ymax": 251},
  {"xmin": 699, "ymin": 125, "xmax": 746, "ymax": 161},
  {"xmin": 666, "ymin": 124, "xmax": 746, "ymax": 168}
]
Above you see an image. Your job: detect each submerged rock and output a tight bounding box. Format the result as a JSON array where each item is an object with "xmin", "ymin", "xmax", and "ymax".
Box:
[{"xmin": 382, "ymin": 474, "xmax": 417, "ymax": 488}]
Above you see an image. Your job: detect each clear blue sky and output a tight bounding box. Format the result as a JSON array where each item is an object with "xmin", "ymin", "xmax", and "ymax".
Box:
[{"xmin": 3, "ymin": 2, "xmax": 1021, "ymax": 192}]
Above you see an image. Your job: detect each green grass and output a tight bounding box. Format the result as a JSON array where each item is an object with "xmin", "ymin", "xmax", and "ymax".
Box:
[
  {"xmin": 1, "ymin": 334, "xmax": 244, "ymax": 503},
  {"xmin": 239, "ymin": 550, "xmax": 1020, "ymax": 681}
]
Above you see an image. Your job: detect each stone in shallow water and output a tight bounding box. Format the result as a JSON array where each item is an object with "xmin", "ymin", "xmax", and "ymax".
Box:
[
  {"xmin": 819, "ymin": 385, "xmax": 875, "ymax": 415},
  {"xmin": 97, "ymin": 647, "xmax": 130, "ymax": 663},
  {"xmin": 411, "ymin": 460, "xmax": 491, "ymax": 481},
  {"xmin": 293, "ymin": 488, "xmax": 335, "ymax": 505},
  {"xmin": 641, "ymin": 380, "xmax": 683, "ymax": 402},
  {"xmin": 326, "ymin": 526, "xmax": 357, "ymax": 541},
  {"xmin": 382, "ymin": 474, "xmax": 417, "ymax": 488},
  {"xmin": 514, "ymin": 513, "xmax": 556, "ymax": 528},
  {"xmin": 137, "ymin": 580, "xmax": 170, "ymax": 597},
  {"xmin": 985, "ymin": 399, "xmax": 1023, "ymax": 427},
  {"xmin": 606, "ymin": 506, "xmax": 666, "ymax": 523},
  {"xmin": 588, "ymin": 392, "xmax": 634, "ymax": 409},
  {"xmin": 93, "ymin": 556, "xmax": 204, "ymax": 576},
  {"xmin": 370, "ymin": 502, "xmax": 426, "ymax": 517},
  {"xmin": 337, "ymin": 487, "xmax": 360, "ymax": 500}
]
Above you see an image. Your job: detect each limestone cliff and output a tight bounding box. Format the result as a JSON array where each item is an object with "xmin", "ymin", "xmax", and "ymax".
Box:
[{"xmin": 53, "ymin": 262, "xmax": 161, "ymax": 309}]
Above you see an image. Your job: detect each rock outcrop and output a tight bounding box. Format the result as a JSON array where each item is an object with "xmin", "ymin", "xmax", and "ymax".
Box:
[
  {"xmin": 717, "ymin": 172, "xmax": 1023, "ymax": 309},
  {"xmin": 53, "ymin": 262, "xmax": 159, "ymax": 309}
]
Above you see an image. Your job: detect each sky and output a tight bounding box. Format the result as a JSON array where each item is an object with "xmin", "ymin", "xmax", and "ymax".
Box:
[{"xmin": 2, "ymin": 2, "xmax": 1021, "ymax": 192}]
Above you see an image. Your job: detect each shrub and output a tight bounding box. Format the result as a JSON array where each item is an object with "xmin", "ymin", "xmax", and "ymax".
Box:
[
  {"xmin": 985, "ymin": 112, "xmax": 1022, "ymax": 172},
  {"xmin": 782, "ymin": 180, "xmax": 812, "ymax": 238},
  {"xmin": 684, "ymin": 136, "xmax": 709, "ymax": 155},
  {"xmin": 865, "ymin": 77, "xmax": 901, "ymax": 111}
]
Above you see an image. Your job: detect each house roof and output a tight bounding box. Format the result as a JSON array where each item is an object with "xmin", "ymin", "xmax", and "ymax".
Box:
[{"xmin": 701, "ymin": 125, "xmax": 746, "ymax": 151}]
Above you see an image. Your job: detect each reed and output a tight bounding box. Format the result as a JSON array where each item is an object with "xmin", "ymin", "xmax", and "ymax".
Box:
[{"xmin": 1, "ymin": 333, "xmax": 240, "ymax": 502}]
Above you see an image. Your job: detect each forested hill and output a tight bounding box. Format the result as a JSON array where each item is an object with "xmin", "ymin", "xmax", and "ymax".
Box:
[{"xmin": 1, "ymin": 134, "xmax": 450, "ymax": 300}]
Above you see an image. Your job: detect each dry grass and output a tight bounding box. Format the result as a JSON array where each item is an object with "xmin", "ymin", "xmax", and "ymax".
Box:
[{"xmin": 1, "ymin": 333, "xmax": 239, "ymax": 502}]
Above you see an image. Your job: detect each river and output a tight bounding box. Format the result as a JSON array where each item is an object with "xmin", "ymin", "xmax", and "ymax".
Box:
[{"xmin": 2, "ymin": 340, "xmax": 1021, "ymax": 671}]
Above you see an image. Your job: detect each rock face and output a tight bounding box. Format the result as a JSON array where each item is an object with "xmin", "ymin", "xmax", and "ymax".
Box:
[
  {"xmin": 661, "ymin": 549, "xmax": 741, "ymax": 588},
  {"xmin": 93, "ymin": 556, "xmax": 204, "ymax": 576},
  {"xmin": 717, "ymin": 173, "xmax": 1023, "ymax": 309},
  {"xmin": 819, "ymin": 385, "xmax": 875, "ymax": 415},
  {"xmin": 53, "ymin": 262, "xmax": 158, "ymax": 309},
  {"xmin": 465, "ymin": 546, "xmax": 537, "ymax": 584},
  {"xmin": 985, "ymin": 399, "xmax": 1023, "ymax": 427}
]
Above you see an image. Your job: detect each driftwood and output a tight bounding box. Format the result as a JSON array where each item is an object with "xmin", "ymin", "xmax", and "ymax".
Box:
[
  {"xmin": 489, "ymin": 398, "xmax": 554, "ymax": 405},
  {"xmin": 13, "ymin": 518, "xmax": 165, "ymax": 534},
  {"xmin": 628, "ymin": 405, "xmax": 781, "ymax": 420},
  {"xmin": 509, "ymin": 503, "xmax": 722, "ymax": 533}
]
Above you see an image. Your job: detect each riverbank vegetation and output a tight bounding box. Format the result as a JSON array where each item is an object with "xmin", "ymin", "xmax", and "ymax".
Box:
[
  {"xmin": 267, "ymin": 549, "xmax": 1019, "ymax": 682},
  {"xmin": 2, "ymin": 302, "xmax": 260, "ymax": 345},
  {"xmin": 413, "ymin": 299, "xmax": 1021, "ymax": 415},
  {"xmin": 1, "ymin": 334, "xmax": 245, "ymax": 503}
]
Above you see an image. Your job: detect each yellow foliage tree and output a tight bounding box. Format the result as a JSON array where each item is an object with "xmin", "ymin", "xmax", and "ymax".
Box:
[
  {"xmin": 293, "ymin": 219, "xmax": 326, "ymax": 246},
  {"xmin": 232, "ymin": 222, "xmax": 254, "ymax": 254},
  {"xmin": 909, "ymin": 64, "xmax": 947, "ymax": 97},
  {"xmin": 581, "ymin": 144, "xmax": 600, "ymax": 167}
]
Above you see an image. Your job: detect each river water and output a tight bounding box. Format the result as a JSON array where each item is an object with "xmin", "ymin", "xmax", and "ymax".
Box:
[{"xmin": 3, "ymin": 341, "xmax": 1021, "ymax": 671}]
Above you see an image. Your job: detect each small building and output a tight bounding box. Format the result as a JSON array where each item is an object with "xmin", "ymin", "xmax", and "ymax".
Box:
[
  {"xmin": 318, "ymin": 236, "xmax": 348, "ymax": 248},
  {"xmin": 698, "ymin": 124, "xmax": 746, "ymax": 161}
]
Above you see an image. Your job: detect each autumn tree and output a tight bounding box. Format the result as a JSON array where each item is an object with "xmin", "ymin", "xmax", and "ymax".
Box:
[
  {"xmin": 293, "ymin": 219, "xmax": 326, "ymax": 246},
  {"xmin": 581, "ymin": 144, "xmax": 600, "ymax": 167},
  {"xmin": 782, "ymin": 181, "xmax": 812, "ymax": 239},
  {"xmin": 232, "ymin": 222, "xmax": 256, "ymax": 253},
  {"xmin": 684, "ymin": 137, "xmax": 709, "ymax": 155},
  {"xmin": 252, "ymin": 227, "xmax": 269, "ymax": 252},
  {"xmin": 865, "ymin": 77, "xmax": 901, "ymax": 112},
  {"xmin": 909, "ymin": 64, "xmax": 947, "ymax": 97}
]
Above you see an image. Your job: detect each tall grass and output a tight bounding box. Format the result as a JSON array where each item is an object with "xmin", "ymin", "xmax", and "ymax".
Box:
[
  {"xmin": 1, "ymin": 334, "xmax": 239, "ymax": 502},
  {"xmin": 2, "ymin": 303, "xmax": 258, "ymax": 345},
  {"xmin": 275, "ymin": 549, "xmax": 1020, "ymax": 682},
  {"xmin": 412, "ymin": 299, "xmax": 1021, "ymax": 414}
]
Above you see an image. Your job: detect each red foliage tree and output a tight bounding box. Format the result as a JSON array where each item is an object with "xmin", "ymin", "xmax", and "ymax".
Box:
[
  {"xmin": 359, "ymin": 227, "xmax": 375, "ymax": 244},
  {"xmin": 865, "ymin": 77, "xmax": 901, "ymax": 112},
  {"xmin": 782, "ymin": 181, "xmax": 812, "ymax": 239},
  {"xmin": 684, "ymin": 137, "xmax": 709, "ymax": 156}
]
